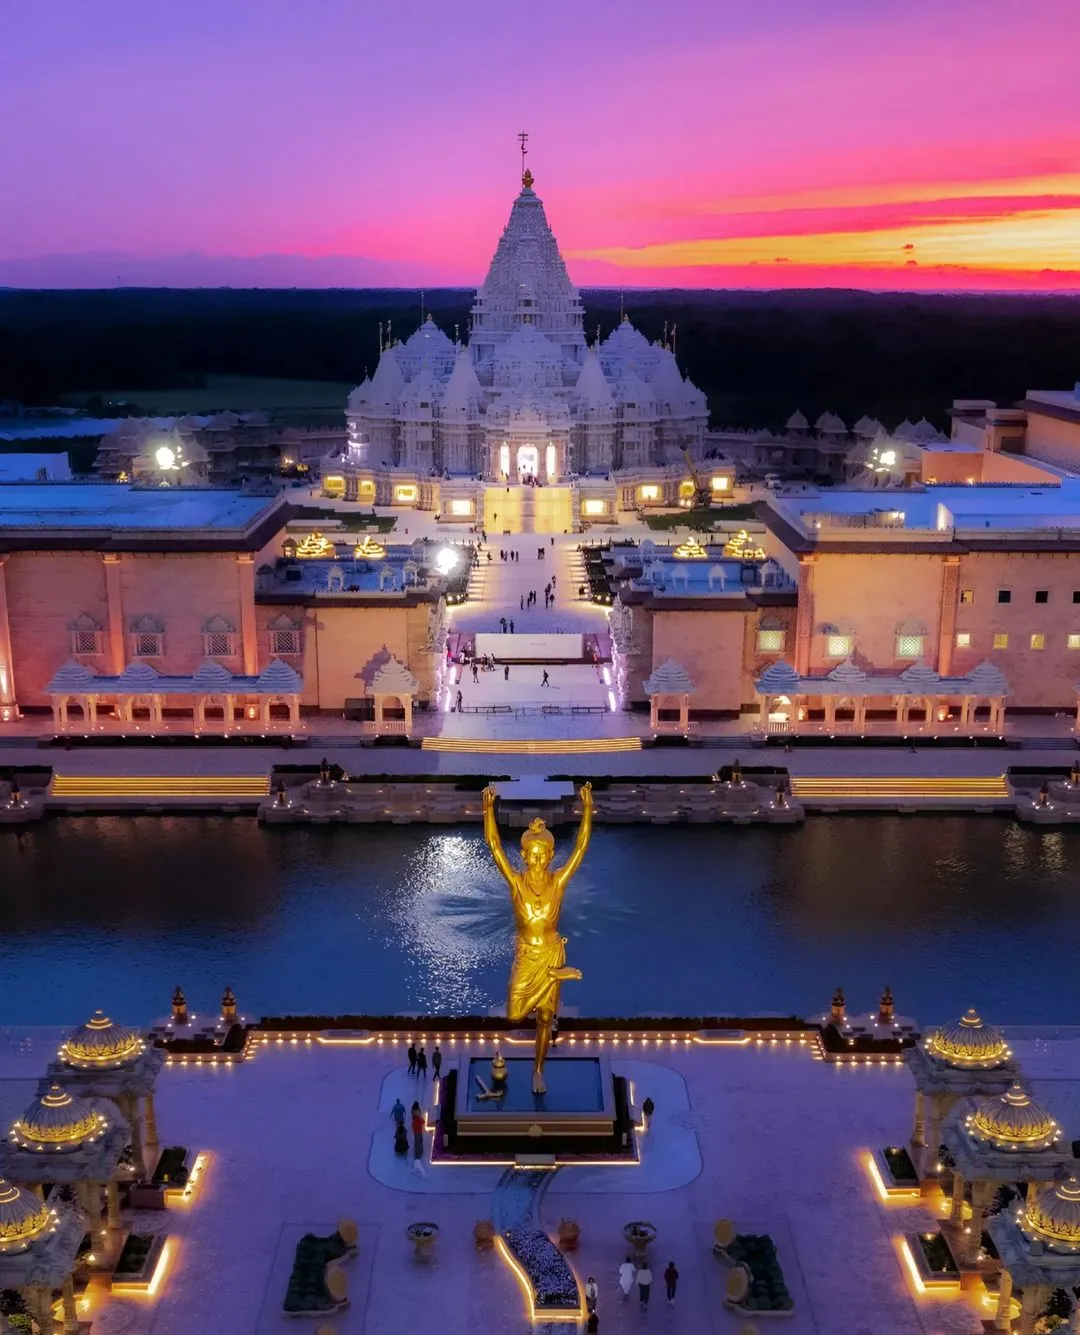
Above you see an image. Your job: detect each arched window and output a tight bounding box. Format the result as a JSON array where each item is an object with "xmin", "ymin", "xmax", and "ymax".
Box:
[
  {"xmin": 129, "ymin": 614, "xmax": 165, "ymax": 659},
  {"xmin": 756, "ymin": 615, "xmax": 786, "ymax": 654},
  {"xmin": 202, "ymin": 615, "xmax": 238, "ymax": 659},
  {"xmin": 895, "ymin": 618, "xmax": 927, "ymax": 660},
  {"xmin": 822, "ymin": 622, "xmax": 855, "ymax": 659},
  {"xmin": 69, "ymin": 613, "xmax": 104, "ymax": 657}
]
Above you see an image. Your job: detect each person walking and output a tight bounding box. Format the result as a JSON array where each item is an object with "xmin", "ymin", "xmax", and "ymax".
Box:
[
  {"xmin": 551, "ymin": 575, "xmax": 556, "ymax": 589},
  {"xmin": 455, "ymin": 689, "xmax": 462, "ymax": 712},
  {"xmin": 509, "ymin": 619, "xmax": 514, "ymax": 633},
  {"xmin": 541, "ymin": 670, "xmax": 550, "ymax": 687},
  {"xmin": 586, "ymin": 1311, "xmax": 599, "ymax": 1334},
  {"xmin": 391, "ymin": 1096, "xmax": 406, "ymax": 1129},
  {"xmin": 431, "ymin": 1043, "xmax": 442, "ymax": 1080},
  {"xmin": 520, "ymin": 595, "xmax": 524, "ymax": 611},
  {"xmin": 472, "ymin": 662, "xmax": 479, "ymax": 684},
  {"xmin": 584, "ymin": 1276, "xmax": 599, "ymax": 1314},
  {"xmin": 618, "ymin": 1257, "xmax": 636, "ymax": 1300},
  {"xmin": 664, "ymin": 1260, "xmax": 679, "ymax": 1305},
  {"xmin": 500, "ymin": 616, "xmax": 507, "ymax": 632},
  {"xmin": 407, "ymin": 1042, "xmax": 417, "ymax": 1075},
  {"xmin": 637, "ymin": 1262, "xmax": 652, "ymax": 1306},
  {"xmin": 411, "ymin": 1102, "xmax": 424, "ymax": 1159},
  {"xmin": 416, "ymin": 1045, "xmax": 427, "ymax": 1078},
  {"xmin": 504, "ymin": 664, "xmax": 510, "ymax": 681}
]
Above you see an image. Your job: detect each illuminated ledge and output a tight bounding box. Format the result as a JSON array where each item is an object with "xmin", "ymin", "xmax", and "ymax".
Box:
[
  {"xmin": 863, "ymin": 1150, "xmax": 920, "ymax": 1202},
  {"xmin": 110, "ymin": 1236, "xmax": 174, "ymax": 1297},
  {"xmin": 163, "ymin": 1151, "xmax": 208, "ymax": 1205},
  {"xmin": 895, "ymin": 1234, "xmax": 961, "ymax": 1297}
]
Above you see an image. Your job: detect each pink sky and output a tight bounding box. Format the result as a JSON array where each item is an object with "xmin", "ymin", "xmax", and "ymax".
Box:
[{"xmin": 2, "ymin": 0, "xmax": 1078, "ymax": 289}]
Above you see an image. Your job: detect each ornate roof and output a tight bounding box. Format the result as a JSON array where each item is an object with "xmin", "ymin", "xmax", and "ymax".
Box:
[
  {"xmin": 11, "ymin": 1085, "xmax": 106, "ymax": 1152},
  {"xmin": 192, "ymin": 659, "xmax": 234, "ymax": 689},
  {"xmin": 925, "ymin": 1008, "xmax": 1010, "ymax": 1070},
  {"xmin": 118, "ymin": 661, "xmax": 160, "ymax": 687},
  {"xmin": 368, "ymin": 344, "xmax": 405, "ymax": 407},
  {"xmin": 757, "ymin": 660, "xmax": 801, "ymax": 694},
  {"xmin": 574, "ymin": 348, "xmax": 614, "ymax": 413},
  {"xmin": 59, "ymin": 1011, "xmax": 143, "ymax": 1070},
  {"xmin": 966, "ymin": 1083, "xmax": 1059, "ymax": 1151},
  {"xmin": 785, "ymin": 410, "xmax": 809, "ymax": 431},
  {"xmin": 46, "ymin": 660, "xmax": 97, "ymax": 692},
  {"xmin": 441, "ymin": 345, "xmax": 483, "ymax": 417},
  {"xmin": 814, "ymin": 412, "xmax": 847, "ymax": 433},
  {"xmin": 255, "ymin": 658, "xmax": 301, "ymax": 693},
  {"xmin": 643, "ymin": 659, "xmax": 695, "ymax": 695},
  {"xmin": 0, "ymin": 1180, "xmax": 52, "ymax": 1254},
  {"xmin": 1022, "ymin": 1177, "xmax": 1080, "ymax": 1251},
  {"xmin": 369, "ymin": 654, "xmax": 418, "ymax": 697}
]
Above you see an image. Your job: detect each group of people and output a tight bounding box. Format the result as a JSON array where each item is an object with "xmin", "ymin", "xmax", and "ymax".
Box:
[
  {"xmin": 580, "ymin": 1259, "xmax": 679, "ymax": 1328},
  {"xmin": 519, "ymin": 578, "xmax": 555, "ymax": 610},
  {"xmin": 405, "ymin": 1041, "xmax": 441, "ymax": 1080},
  {"xmin": 390, "ymin": 1096, "xmax": 426, "ymax": 1159},
  {"xmin": 497, "ymin": 548, "xmax": 519, "ymax": 563}
]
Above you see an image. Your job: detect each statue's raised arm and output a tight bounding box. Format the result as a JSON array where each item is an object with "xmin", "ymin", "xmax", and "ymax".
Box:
[
  {"xmin": 482, "ymin": 785, "xmax": 514, "ymax": 885},
  {"xmin": 555, "ymin": 782, "xmax": 593, "ymax": 892}
]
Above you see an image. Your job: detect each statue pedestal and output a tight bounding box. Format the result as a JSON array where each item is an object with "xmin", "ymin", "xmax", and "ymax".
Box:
[{"xmin": 439, "ymin": 1057, "xmax": 630, "ymax": 1159}]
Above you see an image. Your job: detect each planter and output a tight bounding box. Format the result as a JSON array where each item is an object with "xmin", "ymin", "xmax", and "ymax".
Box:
[
  {"xmin": 881, "ymin": 1145, "xmax": 919, "ymax": 1186},
  {"xmin": 906, "ymin": 1231, "xmax": 959, "ymax": 1291},
  {"xmin": 281, "ymin": 1230, "xmax": 351, "ymax": 1315},
  {"xmin": 110, "ymin": 1233, "xmax": 168, "ymax": 1295},
  {"xmin": 406, "ymin": 1222, "xmax": 439, "ymax": 1257},
  {"xmin": 503, "ymin": 1227, "xmax": 580, "ymax": 1315},
  {"xmin": 557, "ymin": 1219, "xmax": 580, "ymax": 1251},
  {"xmin": 474, "ymin": 1219, "xmax": 495, "ymax": 1251},
  {"xmin": 720, "ymin": 1234, "xmax": 794, "ymax": 1315},
  {"xmin": 623, "ymin": 1221, "xmax": 657, "ymax": 1255}
]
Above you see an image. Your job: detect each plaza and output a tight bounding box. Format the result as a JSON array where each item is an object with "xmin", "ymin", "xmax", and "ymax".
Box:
[{"xmin": 1, "ymin": 1011, "xmax": 1079, "ymax": 1333}]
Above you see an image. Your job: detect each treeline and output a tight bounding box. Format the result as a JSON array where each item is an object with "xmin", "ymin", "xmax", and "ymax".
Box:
[{"xmin": 2, "ymin": 287, "xmax": 1078, "ymax": 430}]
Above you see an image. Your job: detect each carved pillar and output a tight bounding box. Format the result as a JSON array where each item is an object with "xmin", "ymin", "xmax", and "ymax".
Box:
[
  {"xmin": 237, "ymin": 554, "xmax": 258, "ymax": 676},
  {"xmin": 84, "ymin": 1180, "xmax": 103, "ymax": 1238},
  {"xmin": 124, "ymin": 1095, "xmax": 145, "ymax": 1175},
  {"xmin": 921, "ymin": 1093, "xmax": 946, "ymax": 1184},
  {"xmin": 0, "ymin": 556, "xmax": 18, "ymax": 716},
  {"xmin": 144, "ymin": 1092, "xmax": 159, "ymax": 1147},
  {"xmin": 911, "ymin": 1089, "xmax": 926, "ymax": 1148},
  {"xmin": 964, "ymin": 1179, "xmax": 992, "ymax": 1268},
  {"xmin": 102, "ymin": 553, "xmax": 126, "ymax": 676},
  {"xmin": 1018, "ymin": 1284, "xmax": 1045, "ymax": 1335},
  {"xmin": 793, "ymin": 557, "xmax": 815, "ymax": 675},
  {"xmin": 949, "ymin": 1170, "xmax": 965, "ymax": 1223},
  {"xmin": 106, "ymin": 1179, "xmax": 121, "ymax": 1231},
  {"xmin": 61, "ymin": 1273, "xmax": 78, "ymax": 1333},
  {"xmin": 937, "ymin": 556, "xmax": 961, "ymax": 676}
]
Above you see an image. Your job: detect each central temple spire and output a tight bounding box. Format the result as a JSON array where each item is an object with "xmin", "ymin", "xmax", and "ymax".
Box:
[{"xmin": 517, "ymin": 130, "xmax": 530, "ymax": 188}]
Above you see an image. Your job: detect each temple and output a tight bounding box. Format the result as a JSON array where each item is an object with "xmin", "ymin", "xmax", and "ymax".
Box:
[{"xmin": 332, "ymin": 166, "xmax": 709, "ymax": 530}]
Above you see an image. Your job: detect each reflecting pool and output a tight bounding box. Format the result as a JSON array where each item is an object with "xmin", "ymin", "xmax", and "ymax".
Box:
[{"xmin": 2, "ymin": 815, "xmax": 1079, "ymax": 1024}]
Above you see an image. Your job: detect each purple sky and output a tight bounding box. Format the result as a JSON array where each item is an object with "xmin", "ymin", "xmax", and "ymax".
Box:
[{"xmin": 3, "ymin": 0, "xmax": 1079, "ymax": 288}]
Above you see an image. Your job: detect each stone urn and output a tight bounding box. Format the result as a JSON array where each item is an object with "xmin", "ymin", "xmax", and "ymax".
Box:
[
  {"xmin": 557, "ymin": 1218, "xmax": 580, "ymax": 1251},
  {"xmin": 473, "ymin": 1219, "xmax": 495, "ymax": 1251},
  {"xmin": 406, "ymin": 1221, "xmax": 439, "ymax": 1258},
  {"xmin": 623, "ymin": 1220, "xmax": 657, "ymax": 1256}
]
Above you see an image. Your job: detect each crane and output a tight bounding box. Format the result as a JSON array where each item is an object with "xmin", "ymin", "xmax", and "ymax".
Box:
[{"xmin": 681, "ymin": 448, "xmax": 712, "ymax": 509}]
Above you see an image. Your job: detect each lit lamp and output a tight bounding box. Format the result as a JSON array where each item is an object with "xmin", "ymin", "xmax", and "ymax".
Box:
[
  {"xmin": 171, "ymin": 987, "xmax": 188, "ymax": 1026},
  {"xmin": 221, "ymin": 987, "xmax": 237, "ymax": 1025},
  {"xmin": 246, "ymin": 705, "xmax": 257, "ymax": 720}
]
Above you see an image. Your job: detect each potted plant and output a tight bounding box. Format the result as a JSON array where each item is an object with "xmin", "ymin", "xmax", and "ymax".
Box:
[
  {"xmin": 623, "ymin": 1220, "xmax": 657, "ymax": 1255},
  {"xmin": 474, "ymin": 1219, "xmax": 495, "ymax": 1251},
  {"xmin": 557, "ymin": 1218, "xmax": 580, "ymax": 1251}
]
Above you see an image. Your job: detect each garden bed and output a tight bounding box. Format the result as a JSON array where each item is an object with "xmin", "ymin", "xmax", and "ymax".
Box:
[
  {"xmin": 152, "ymin": 1146, "xmax": 190, "ymax": 1187},
  {"xmin": 723, "ymin": 1234, "xmax": 794, "ymax": 1314},
  {"xmin": 905, "ymin": 1231, "xmax": 960, "ymax": 1291},
  {"xmin": 282, "ymin": 1230, "xmax": 350, "ymax": 1315},
  {"xmin": 502, "ymin": 1227, "xmax": 580, "ymax": 1315},
  {"xmin": 110, "ymin": 1232, "xmax": 167, "ymax": 1292}
]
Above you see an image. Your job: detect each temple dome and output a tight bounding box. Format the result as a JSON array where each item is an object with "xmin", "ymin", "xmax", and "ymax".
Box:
[
  {"xmin": 60, "ymin": 1010, "xmax": 143, "ymax": 1070},
  {"xmin": 0, "ymin": 1179, "xmax": 52, "ymax": 1254},
  {"xmin": 1023, "ymin": 1177, "xmax": 1080, "ymax": 1251},
  {"xmin": 925, "ymin": 1007, "xmax": 1010, "ymax": 1069},
  {"xmin": 12, "ymin": 1084, "xmax": 105, "ymax": 1151},
  {"xmin": 967, "ymin": 1083, "xmax": 1059, "ymax": 1150}
]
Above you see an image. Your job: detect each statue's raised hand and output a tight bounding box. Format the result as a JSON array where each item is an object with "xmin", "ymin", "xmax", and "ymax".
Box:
[
  {"xmin": 579, "ymin": 781, "xmax": 593, "ymax": 808},
  {"xmin": 482, "ymin": 784, "xmax": 498, "ymax": 812}
]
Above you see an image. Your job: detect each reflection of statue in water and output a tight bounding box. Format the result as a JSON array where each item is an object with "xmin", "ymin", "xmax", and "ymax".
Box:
[{"xmin": 482, "ymin": 782, "xmax": 593, "ymax": 1092}]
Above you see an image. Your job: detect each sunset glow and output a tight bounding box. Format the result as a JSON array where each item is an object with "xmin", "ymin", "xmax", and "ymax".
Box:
[{"xmin": 2, "ymin": 0, "xmax": 1078, "ymax": 290}]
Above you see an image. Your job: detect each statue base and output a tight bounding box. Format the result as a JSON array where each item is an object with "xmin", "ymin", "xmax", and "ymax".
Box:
[{"xmin": 438, "ymin": 1057, "xmax": 633, "ymax": 1159}]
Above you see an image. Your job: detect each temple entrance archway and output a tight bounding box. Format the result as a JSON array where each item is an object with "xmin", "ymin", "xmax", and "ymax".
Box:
[{"xmin": 517, "ymin": 445, "xmax": 538, "ymax": 480}]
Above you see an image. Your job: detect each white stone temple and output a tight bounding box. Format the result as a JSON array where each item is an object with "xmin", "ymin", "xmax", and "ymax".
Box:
[{"xmin": 331, "ymin": 166, "xmax": 712, "ymax": 529}]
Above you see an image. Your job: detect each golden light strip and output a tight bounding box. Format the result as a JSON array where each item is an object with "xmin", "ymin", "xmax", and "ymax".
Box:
[{"xmin": 863, "ymin": 1151, "xmax": 918, "ymax": 1203}]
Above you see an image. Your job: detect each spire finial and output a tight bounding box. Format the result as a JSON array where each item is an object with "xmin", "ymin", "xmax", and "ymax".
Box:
[{"xmin": 518, "ymin": 130, "xmax": 532, "ymax": 188}]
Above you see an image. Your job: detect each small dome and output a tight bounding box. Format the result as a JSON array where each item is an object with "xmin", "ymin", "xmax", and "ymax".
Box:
[
  {"xmin": 1024, "ymin": 1177, "xmax": 1080, "ymax": 1251},
  {"xmin": 12, "ymin": 1084, "xmax": 106, "ymax": 1152},
  {"xmin": 925, "ymin": 1007, "xmax": 1009, "ymax": 1069},
  {"xmin": 60, "ymin": 1010, "xmax": 142, "ymax": 1069},
  {"xmin": 0, "ymin": 1179, "xmax": 53, "ymax": 1253},
  {"xmin": 967, "ymin": 1083, "xmax": 1059, "ymax": 1150}
]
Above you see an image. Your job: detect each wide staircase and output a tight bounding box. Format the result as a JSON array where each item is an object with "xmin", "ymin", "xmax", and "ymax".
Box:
[
  {"xmin": 422, "ymin": 736, "xmax": 641, "ymax": 755},
  {"xmin": 790, "ymin": 774, "xmax": 1009, "ymax": 806},
  {"xmin": 49, "ymin": 774, "xmax": 269, "ymax": 805}
]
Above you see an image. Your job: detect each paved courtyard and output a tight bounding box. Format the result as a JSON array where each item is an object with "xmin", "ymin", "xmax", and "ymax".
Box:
[{"xmin": 4, "ymin": 1026, "xmax": 1076, "ymax": 1333}]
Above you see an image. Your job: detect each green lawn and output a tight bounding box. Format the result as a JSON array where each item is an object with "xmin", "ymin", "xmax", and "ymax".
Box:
[
  {"xmin": 643, "ymin": 504, "xmax": 758, "ymax": 531},
  {"xmin": 63, "ymin": 375, "xmax": 355, "ymax": 415}
]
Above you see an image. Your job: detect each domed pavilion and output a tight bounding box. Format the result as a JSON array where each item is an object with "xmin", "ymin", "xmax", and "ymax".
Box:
[
  {"xmin": 939, "ymin": 1082, "xmax": 1072, "ymax": 1272},
  {"xmin": 987, "ymin": 1178, "xmax": 1080, "ymax": 1333},
  {"xmin": 0, "ymin": 1177, "xmax": 86, "ymax": 1333},
  {"xmin": 904, "ymin": 1007, "xmax": 1019, "ymax": 1184},
  {"xmin": 0, "ymin": 1082, "xmax": 133, "ymax": 1240},
  {"xmin": 42, "ymin": 1010, "xmax": 165, "ymax": 1176}
]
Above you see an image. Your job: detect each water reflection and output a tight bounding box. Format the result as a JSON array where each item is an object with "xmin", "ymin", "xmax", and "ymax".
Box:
[{"xmin": 1, "ymin": 815, "xmax": 1079, "ymax": 1024}]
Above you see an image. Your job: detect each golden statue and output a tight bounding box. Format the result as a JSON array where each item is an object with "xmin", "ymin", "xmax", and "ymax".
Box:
[{"xmin": 482, "ymin": 783, "xmax": 593, "ymax": 1092}]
